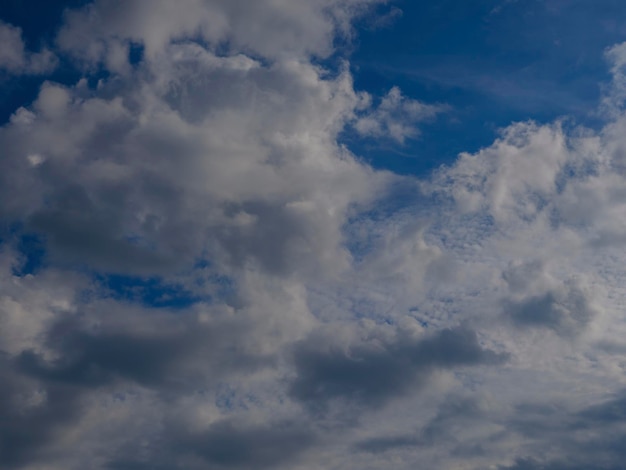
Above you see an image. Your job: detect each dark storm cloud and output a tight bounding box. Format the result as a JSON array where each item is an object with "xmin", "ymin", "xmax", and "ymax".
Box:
[{"xmin": 290, "ymin": 326, "xmax": 507, "ymax": 411}]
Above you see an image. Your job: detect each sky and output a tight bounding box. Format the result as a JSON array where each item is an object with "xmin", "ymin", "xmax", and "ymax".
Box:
[{"xmin": 3, "ymin": 1, "xmax": 626, "ymax": 469}]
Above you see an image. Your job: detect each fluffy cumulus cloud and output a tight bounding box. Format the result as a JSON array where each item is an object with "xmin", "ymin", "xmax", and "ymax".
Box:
[{"xmin": 3, "ymin": 1, "xmax": 626, "ymax": 469}]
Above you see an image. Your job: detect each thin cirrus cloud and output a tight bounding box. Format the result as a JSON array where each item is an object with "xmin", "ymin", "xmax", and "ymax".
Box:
[{"xmin": 2, "ymin": 1, "xmax": 626, "ymax": 469}]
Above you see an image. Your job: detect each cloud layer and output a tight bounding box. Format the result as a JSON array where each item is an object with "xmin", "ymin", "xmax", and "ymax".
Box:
[{"xmin": 3, "ymin": 1, "xmax": 626, "ymax": 469}]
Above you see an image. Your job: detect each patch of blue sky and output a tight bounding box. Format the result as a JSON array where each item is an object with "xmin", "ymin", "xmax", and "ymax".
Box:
[
  {"xmin": 89, "ymin": 258, "xmax": 238, "ymax": 310},
  {"xmin": 347, "ymin": 0, "xmax": 626, "ymax": 177},
  {"xmin": 0, "ymin": 0, "xmax": 91, "ymax": 48},
  {"xmin": 187, "ymin": 259, "xmax": 238, "ymax": 305},
  {"xmin": 12, "ymin": 232, "xmax": 47, "ymax": 276},
  {"xmin": 127, "ymin": 41, "xmax": 144, "ymax": 66},
  {"xmin": 94, "ymin": 273, "xmax": 207, "ymax": 310},
  {"xmin": 0, "ymin": 223, "xmax": 48, "ymax": 276}
]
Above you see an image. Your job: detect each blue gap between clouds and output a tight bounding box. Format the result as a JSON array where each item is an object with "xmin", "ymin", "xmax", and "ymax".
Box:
[
  {"xmin": 13, "ymin": 233, "xmax": 47, "ymax": 276},
  {"xmin": 1, "ymin": 227, "xmax": 48, "ymax": 277},
  {"xmin": 92, "ymin": 261, "xmax": 240, "ymax": 310},
  {"xmin": 95, "ymin": 274, "xmax": 204, "ymax": 310},
  {"xmin": 342, "ymin": 0, "xmax": 619, "ymax": 178},
  {"xmin": 3, "ymin": 224, "xmax": 211, "ymax": 310}
]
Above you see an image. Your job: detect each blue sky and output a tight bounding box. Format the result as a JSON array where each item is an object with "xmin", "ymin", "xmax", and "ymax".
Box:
[
  {"xmin": 350, "ymin": 0, "xmax": 624, "ymax": 174},
  {"xmin": 3, "ymin": 1, "xmax": 626, "ymax": 469}
]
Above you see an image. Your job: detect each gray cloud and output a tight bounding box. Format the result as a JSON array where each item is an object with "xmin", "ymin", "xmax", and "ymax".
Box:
[
  {"xmin": 176, "ymin": 420, "xmax": 316, "ymax": 469},
  {"xmin": 15, "ymin": 313, "xmax": 270, "ymax": 391},
  {"xmin": 491, "ymin": 392, "xmax": 626, "ymax": 470},
  {"xmin": 290, "ymin": 327, "xmax": 507, "ymax": 411},
  {"xmin": 354, "ymin": 433, "xmax": 419, "ymax": 454},
  {"xmin": 214, "ymin": 200, "xmax": 340, "ymax": 277},
  {"xmin": 498, "ymin": 459, "xmax": 623, "ymax": 470},
  {"xmin": 577, "ymin": 392, "xmax": 626, "ymax": 426},
  {"xmin": 106, "ymin": 419, "xmax": 316, "ymax": 470},
  {"xmin": 16, "ymin": 329, "xmax": 186, "ymax": 389},
  {"xmin": 0, "ymin": 353, "xmax": 88, "ymax": 468},
  {"xmin": 0, "ymin": 306, "xmax": 278, "ymax": 468},
  {"xmin": 0, "ymin": 21, "xmax": 57, "ymax": 75},
  {"xmin": 504, "ymin": 288, "xmax": 596, "ymax": 336},
  {"xmin": 501, "ymin": 261, "xmax": 598, "ymax": 337},
  {"xmin": 355, "ymin": 394, "xmax": 486, "ymax": 454},
  {"xmin": 1, "ymin": 345, "xmax": 312, "ymax": 470}
]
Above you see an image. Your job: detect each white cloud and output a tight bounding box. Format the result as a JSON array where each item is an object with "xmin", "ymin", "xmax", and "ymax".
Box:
[
  {"xmin": 0, "ymin": 21, "xmax": 57, "ymax": 75},
  {"xmin": 355, "ymin": 86, "xmax": 446, "ymax": 143},
  {"xmin": 0, "ymin": 21, "xmax": 25, "ymax": 72},
  {"xmin": 6, "ymin": 2, "xmax": 626, "ymax": 469},
  {"xmin": 602, "ymin": 42, "xmax": 626, "ymax": 115},
  {"xmin": 56, "ymin": 0, "xmax": 386, "ymax": 65},
  {"xmin": 0, "ymin": 46, "xmax": 392, "ymax": 278}
]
